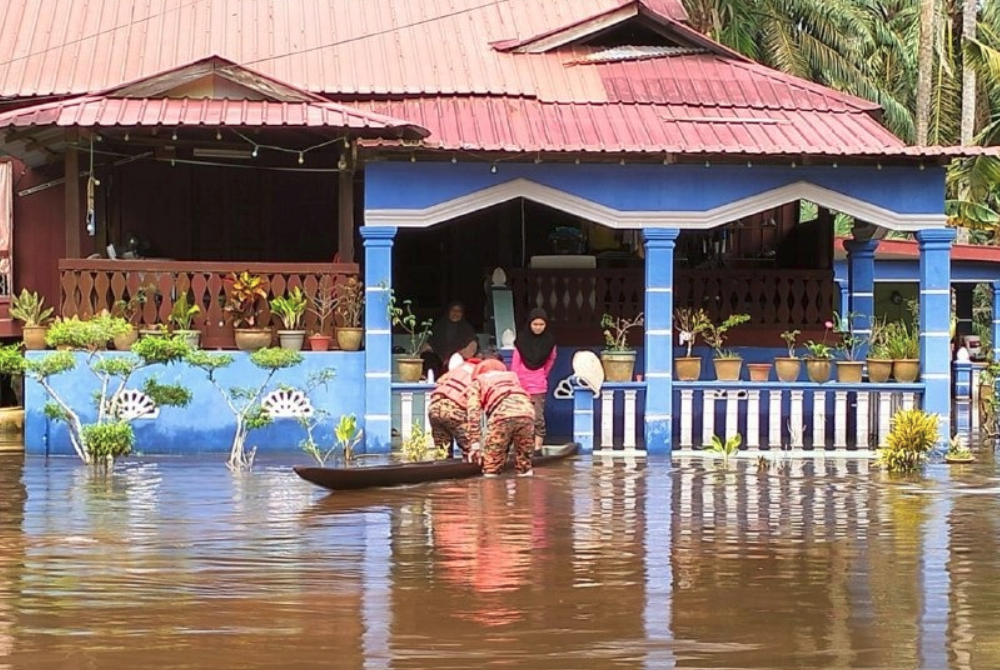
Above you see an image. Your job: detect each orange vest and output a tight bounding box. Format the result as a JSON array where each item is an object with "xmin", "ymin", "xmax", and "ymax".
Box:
[
  {"xmin": 479, "ymin": 371, "xmax": 527, "ymax": 413},
  {"xmin": 431, "ymin": 363, "xmax": 476, "ymax": 408}
]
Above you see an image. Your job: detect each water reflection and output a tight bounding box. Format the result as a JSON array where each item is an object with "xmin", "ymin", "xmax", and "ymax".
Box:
[{"xmin": 0, "ymin": 453, "xmax": 999, "ymax": 668}]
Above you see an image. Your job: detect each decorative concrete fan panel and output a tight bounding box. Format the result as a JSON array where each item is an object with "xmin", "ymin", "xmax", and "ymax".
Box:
[
  {"xmin": 261, "ymin": 389, "xmax": 315, "ymax": 418},
  {"xmin": 110, "ymin": 389, "xmax": 159, "ymax": 420}
]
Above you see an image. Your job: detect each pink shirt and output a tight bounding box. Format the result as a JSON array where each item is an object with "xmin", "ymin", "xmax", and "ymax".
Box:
[{"xmin": 511, "ymin": 347, "xmax": 557, "ymax": 395}]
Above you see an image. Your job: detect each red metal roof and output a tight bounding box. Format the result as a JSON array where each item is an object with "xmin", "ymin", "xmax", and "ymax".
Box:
[
  {"xmin": 0, "ymin": 0, "xmax": 988, "ymax": 158},
  {"xmin": 835, "ymin": 237, "xmax": 1000, "ymax": 263},
  {"xmin": 0, "ymin": 95, "xmax": 427, "ymax": 135}
]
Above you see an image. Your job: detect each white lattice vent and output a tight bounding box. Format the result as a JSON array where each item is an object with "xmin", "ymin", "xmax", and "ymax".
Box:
[
  {"xmin": 109, "ymin": 389, "xmax": 159, "ymax": 420},
  {"xmin": 261, "ymin": 389, "xmax": 315, "ymax": 418}
]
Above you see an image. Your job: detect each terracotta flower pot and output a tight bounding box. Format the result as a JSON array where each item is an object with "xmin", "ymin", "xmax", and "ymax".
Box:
[
  {"xmin": 336, "ymin": 327, "xmax": 364, "ymax": 352},
  {"xmin": 747, "ymin": 363, "xmax": 772, "ymax": 382},
  {"xmin": 601, "ymin": 350, "xmax": 637, "ymax": 383},
  {"xmin": 805, "ymin": 359, "xmax": 831, "ymax": 383},
  {"xmin": 397, "ymin": 357, "xmax": 424, "ymax": 382},
  {"xmin": 22, "ymin": 325, "xmax": 48, "ymax": 350},
  {"xmin": 674, "ymin": 356, "xmax": 701, "ymax": 381},
  {"xmin": 893, "ymin": 359, "xmax": 920, "ymax": 383},
  {"xmin": 713, "ymin": 358, "xmax": 742, "ymax": 381},
  {"xmin": 836, "ymin": 360, "xmax": 864, "ymax": 384},
  {"xmin": 234, "ymin": 328, "xmax": 272, "ymax": 352},
  {"xmin": 308, "ymin": 334, "xmax": 332, "ymax": 351},
  {"xmin": 773, "ymin": 357, "xmax": 801, "ymax": 383},
  {"xmin": 174, "ymin": 329, "xmax": 201, "ymax": 349},
  {"xmin": 866, "ymin": 358, "xmax": 893, "ymax": 383},
  {"xmin": 112, "ymin": 326, "xmax": 139, "ymax": 351}
]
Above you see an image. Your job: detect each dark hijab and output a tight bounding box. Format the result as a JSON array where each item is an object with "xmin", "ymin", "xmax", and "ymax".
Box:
[
  {"xmin": 429, "ymin": 301, "xmax": 477, "ymax": 358},
  {"xmin": 515, "ymin": 308, "xmax": 556, "ymax": 370}
]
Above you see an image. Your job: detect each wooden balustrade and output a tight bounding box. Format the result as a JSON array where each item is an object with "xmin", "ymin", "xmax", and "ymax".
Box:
[
  {"xmin": 506, "ymin": 268, "xmax": 834, "ymax": 345},
  {"xmin": 675, "ymin": 270, "xmax": 835, "ymax": 329},
  {"xmin": 58, "ymin": 259, "xmax": 359, "ymax": 349}
]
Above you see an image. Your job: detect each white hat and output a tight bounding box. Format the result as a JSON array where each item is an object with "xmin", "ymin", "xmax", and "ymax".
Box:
[
  {"xmin": 572, "ymin": 350, "xmax": 604, "ymax": 395},
  {"xmin": 448, "ymin": 353, "xmax": 465, "ymax": 372}
]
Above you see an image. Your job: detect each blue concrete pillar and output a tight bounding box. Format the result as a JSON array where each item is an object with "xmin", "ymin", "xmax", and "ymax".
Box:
[
  {"xmin": 361, "ymin": 225, "xmax": 396, "ymax": 454},
  {"xmin": 844, "ymin": 238, "xmax": 879, "ymax": 358},
  {"xmin": 992, "ymin": 281, "xmax": 1000, "ymax": 360},
  {"xmin": 643, "ymin": 228, "xmax": 679, "ymax": 455},
  {"xmin": 917, "ymin": 228, "xmax": 956, "ymax": 444}
]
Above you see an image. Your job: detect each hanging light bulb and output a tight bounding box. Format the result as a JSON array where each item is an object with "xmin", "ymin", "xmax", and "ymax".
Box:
[
  {"xmin": 124, "ymin": 132, "xmax": 130, "ymax": 142},
  {"xmin": 216, "ymin": 130, "xmax": 222, "ymax": 140},
  {"xmin": 171, "ymin": 129, "xmax": 178, "ymax": 141},
  {"xmin": 410, "ymin": 154, "xmax": 416, "ymax": 163},
  {"xmin": 338, "ymin": 154, "xmax": 348, "ymax": 170},
  {"xmin": 251, "ymin": 146, "xmax": 259, "ymax": 158},
  {"xmin": 298, "ymin": 152, "xmax": 304, "ymax": 165},
  {"xmin": 451, "ymin": 156, "xmax": 458, "ymax": 164},
  {"xmin": 490, "ymin": 164, "xmax": 498, "ymax": 174}
]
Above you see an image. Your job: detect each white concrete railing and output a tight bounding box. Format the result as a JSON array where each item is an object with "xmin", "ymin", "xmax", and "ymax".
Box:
[
  {"xmin": 572, "ymin": 382, "xmax": 646, "ymax": 455},
  {"xmin": 675, "ymin": 381, "xmax": 923, "ymax": 450},
  {"xmin": 392, "ymin": 383, "xmax": 433, "ymax": 444}
]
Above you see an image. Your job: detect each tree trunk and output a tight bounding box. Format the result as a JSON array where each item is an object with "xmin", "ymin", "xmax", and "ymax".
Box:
[
  {"xmin": 961, "ymin": 0, "xmax": 978, "ymax": 145},
  {"xmin": 916, "ymin": 0, "xmax": 936, "ymax": 145}
]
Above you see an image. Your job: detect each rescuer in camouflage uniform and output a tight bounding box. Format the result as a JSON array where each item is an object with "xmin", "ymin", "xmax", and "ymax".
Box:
[
  {"xmin": 427, "ymin": 357, "xmax": 480, "ymax": 459},
  {"xmin": 467, "ymin": 359, "xmax": 535, "ymax": 477}
]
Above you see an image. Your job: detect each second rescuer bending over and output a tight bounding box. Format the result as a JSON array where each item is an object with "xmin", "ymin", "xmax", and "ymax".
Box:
[{"xmin": 467, "ymin": 359, "xmax": 535, "ymax": 477}]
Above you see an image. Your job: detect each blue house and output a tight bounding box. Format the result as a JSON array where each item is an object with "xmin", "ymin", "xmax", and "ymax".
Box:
[{"xmin": 0, "ymin": 0, "xmax": 992, "ymax": 457}]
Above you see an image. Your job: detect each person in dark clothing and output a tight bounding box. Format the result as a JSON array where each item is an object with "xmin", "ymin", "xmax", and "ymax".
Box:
[{"xmin": 421, "ymin": 301, "xmax": 478, "ymax": 378}]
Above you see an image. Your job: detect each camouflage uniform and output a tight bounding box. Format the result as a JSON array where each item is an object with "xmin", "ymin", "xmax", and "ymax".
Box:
[
  {"xmin": 428, "ymin": 362, "xmax": 477, "ymax": 459},
  {"xmin": 468, "ymin": 372, "xmax": 535, "ymax": 475}
]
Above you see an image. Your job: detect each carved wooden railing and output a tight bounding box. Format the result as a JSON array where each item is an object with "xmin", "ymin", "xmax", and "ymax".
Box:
[
  {"xmin": 58, "ymin": 260, "xmax": 359, "ymax": 350},
  {"xmin": 506, "ymin": 268, "xmax": 834, "ymax": 345},
  {"xmin": 506, "ymin": 269, "xmax": 644, "ymax": 345},
  {"xmin": 674, "ymin": 270, "xmax": 835, "ymax": 330}
]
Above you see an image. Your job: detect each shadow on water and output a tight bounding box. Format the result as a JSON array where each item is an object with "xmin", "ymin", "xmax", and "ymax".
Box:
[{"xmin": 0, "ymin": 448, "xmax": 1000, "ymax": 668}]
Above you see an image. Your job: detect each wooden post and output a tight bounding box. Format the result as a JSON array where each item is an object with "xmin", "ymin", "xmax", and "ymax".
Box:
[
  {"xmin": 64, "ymin": 130, "xmax": 81, "ymax": 258},
  {"xmin": 338, "ymin": 164, "xmax": 355, "ymax": 263}
]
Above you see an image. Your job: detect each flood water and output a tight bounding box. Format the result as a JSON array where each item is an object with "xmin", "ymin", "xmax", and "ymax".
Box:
[{"xmin": 1, "ymin": 449, "xmax": 1000, "ymax": 670}]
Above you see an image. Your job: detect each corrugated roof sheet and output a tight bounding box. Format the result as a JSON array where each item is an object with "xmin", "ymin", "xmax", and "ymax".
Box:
[
  {"xmin": 0, "ymin": 0, "xmax": 985, "ymax": 158},
  {"xmin": 0, "ymin": 96, "xmax": 427, "ymax": 135}
]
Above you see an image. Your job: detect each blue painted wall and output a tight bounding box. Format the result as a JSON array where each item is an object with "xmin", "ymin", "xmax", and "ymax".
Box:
[
  {"xmin": 24, "ymin": 351, "xmax": 366, "ymax": 456},
  {"xmin": 366, "ymin": 162, "xmax": 946, "ymax": 215},
  {"xmin": 834, "ymin": 259, "xmax": 1000, "ymax": 283}
]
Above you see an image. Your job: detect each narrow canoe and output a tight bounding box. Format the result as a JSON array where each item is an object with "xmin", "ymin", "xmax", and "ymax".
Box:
[{"xmin": 293, "ymin": 442, "xmax": 579, "ymax": 492}]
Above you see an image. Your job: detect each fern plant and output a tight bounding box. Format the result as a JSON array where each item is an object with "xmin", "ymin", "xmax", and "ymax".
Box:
[{"xmin": 878, "ymin": 408, "xmax": 939, "ymax": 473}]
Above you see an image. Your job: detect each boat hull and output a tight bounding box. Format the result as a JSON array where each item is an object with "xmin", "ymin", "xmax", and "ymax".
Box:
[{"xmin": 294, "ymin": 443, "xmax": 579, "ymax": 492}]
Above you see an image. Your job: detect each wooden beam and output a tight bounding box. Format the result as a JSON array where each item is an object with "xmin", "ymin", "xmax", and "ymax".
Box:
[
  {"xmin": 337, "ymin": 166, "xmax": 355, "ymax": 263},
  {"xmin": 64, "ymin": 129, "xmax": 81, "ymax": 258}
]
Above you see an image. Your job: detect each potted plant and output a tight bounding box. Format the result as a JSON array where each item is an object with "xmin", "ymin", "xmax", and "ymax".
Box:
[
  {"xmin": 674, "ymin": 307, "xmax": 709, "ymax": 381},
  {"xmin": 334, "ymin": 276, "xmax": 364, "ymax": 351},
  {"xmin": 833, "ymin": 312, "xmax": 865, "ymax": 383},
  {"xmin": 224, "ymin": 271, "xmax": 271, "ymax": 351},
  {"xmin": 803, "ymin": 321, "xmax": 835, "ymax": 383},
  {"xmin": 599, "ymin": 312, "xmax": 644, "ymax": 382},
  {"xmin": 389, "ymin": 295, "xmax": 433, "ymax": 382},
  {"xmin": 307, "ymin": 276, "xmax": 336, "ymax": 351},
  {"xmin": 702, "ymin": 314, "xmax": 750, "ymax": 381},
  {"xmin": 270, "ymin": 286, "xmax": 308, "ymax": 351},
  {"xmin": 45, "ymin": 313, "xmax": 132, "ymax": 352},
  {"xmin": 945, "ymin": 435, "xmax": 975, "ymax": 464},
  {"xmin": 775, "ymin": 329, "xmax": 801, "ymax": 382},
  {"xmin": 886, "ymin": 320, "xmax": 920, "ymax": 383},
  {"xmin": 168, "ymin": 293, "xmax": 202, "ymax": 349},
  {"xmin": 10, "ymin": 288, "xmax": 54, "ymax": 350},
  {"xmin": 866, "ymin": 317, "xmax": 893, "ymax": 383},
  {"xmin": 111, "ymin": 286, "xmax": 149, "ymax": 351}
]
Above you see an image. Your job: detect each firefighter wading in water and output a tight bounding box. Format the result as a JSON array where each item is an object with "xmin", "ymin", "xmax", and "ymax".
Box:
[
  {"xmin": 467, "ymin": 359, "xmax": 535, "ymax": 477},
  {"xmin": 427, "ymin": 355, "xmax": 481, "ymax": 460}
]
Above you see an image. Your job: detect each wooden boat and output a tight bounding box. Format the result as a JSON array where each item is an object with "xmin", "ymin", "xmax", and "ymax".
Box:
[{"xmin": 293, "ymin": 442, "xmax": 579, "ymax": 492}]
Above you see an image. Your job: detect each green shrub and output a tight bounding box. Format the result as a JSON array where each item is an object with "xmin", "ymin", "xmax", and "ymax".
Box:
[
  {"xmin": 82, "ymin": 421, "xmax": 135, "ymax": 463},
  {"xmin": 878, "ymin": 408, "xmax": 939, "ymax": 473}
]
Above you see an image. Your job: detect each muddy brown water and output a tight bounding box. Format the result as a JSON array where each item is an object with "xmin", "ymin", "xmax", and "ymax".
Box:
[{"xmin": 1, "ymin": 449, "xmax": 1000, "ymax": 669}]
